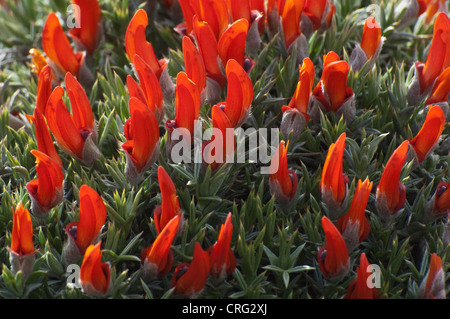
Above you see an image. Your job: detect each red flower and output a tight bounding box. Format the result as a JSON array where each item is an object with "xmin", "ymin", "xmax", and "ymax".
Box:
[
  {"xmin": 409, "ymin": 105, "xmax": 445, "ymax": 164},
  {"xmin": 319, "ymin": 132, "xmax": 349, "ymax": 219},
  {"xmin": 122, "ymin": 97, "xmax": 160, "ymax": 184},
  {"xmin": 172, "ymin": 242, "xmax": 210, "ymax": 298},
  {"xmin": 35, "ymin": 64, "xmax": 53, "ymax": 115},
  {"xmin": 68, "ymin": 0, "xmax": 102, "ymax": 55},
  {"xmin": 337, "ymin": 178, "xmax": 372, "ymax": 251},
  {"xmin": 153, "ymin": 166, "xmax": 183, "ymax": 234},
  {"xmin": 141, "ymin": 215, "xmax": 180, "ymax": 280},
  {"xmin": 434, "ymin": 182, "xmax": 450, "ymax": 214},
  {"xmin": 269, "ymin": 140, "xmax": 298, "ymax": 205},
  {"xmin": 202, "ymin": 105, "xmax": 235, "ymax": 171},
  {"xmin": 45, "ymin": 73, "xmax": 101, "ymax": 166},
  {"xmin": 317, "ymin": 216, "xmax": 350, "ymax": 281},
  {"xmin": 64, "ymin": 185, "xmax": 107, "ymax": 262},
  {"xmin": 217, "ymin": 59, "xmax": 254, "ymax": 128},
  {"xmin": 182, "ymin": 36, "xmax": 207, "ymax": 97},
  {"xmin": 26, "ymin": 150, "xmax": 64, "ymax": 219},
  {"xmin": 125, "ymin": 9, "xmax": 167, "ymax": 79},
  {"xmin": 42, "ymin": 13, "xmax": 84, "ymax": 79},
  {"xmin": 303, "ymin": 0, "xmax": 335, "ymax": 31},
  {"xmin": 30, "ymin": 107, "xmax": 63, "ymax": 169},
  {"xmin": 208, "ymin": 213, "xmax": 237, "ymax": 279},
  {"xmin": 375, "ymin": 140, "xmax": 409, "ymax": 222},
  {"xmin": 127, "ymin": 55, "xmax": 164, "ymax": 122},
  {"xmin": 80, "ymin": 242, "xmax": 111, "ymax": 296},
  {"xmin": 312, "ymin": 52, "xmax": 354, "ymax": 114},
  {"xmin": 425, "ymin": 67, "xmax": 450, "ymax": 105},
  {"xmin": 417, "ymin": 253, "xmax": 446, "ymax": 299},
  {"xmin": 345, "ymin": 253, "xmax": 380, "ymax": 299},
  {"xmin": 188, "ymin": 0, "xmax": 229, "ymax": 41}
]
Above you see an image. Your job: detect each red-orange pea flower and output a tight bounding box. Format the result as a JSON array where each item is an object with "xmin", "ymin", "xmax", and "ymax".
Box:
[
  {"xmin": 319, "ymin": 132, "xmax": 349, "ymax": 219},
  {"xmin": 269, "ymin": 140, "xmax": 298, "ymax": 205},
  {"xmin": 208, "ymin": 213, "xmax": 237, "ymax": 279},
  {"xmin": 302, "ymin": 0, "xmax": 335, "ymax": 36},
  {"xmin": 45, "ymin": 73, "xmax": 101, "ymax": 166},
  {"xmin": 281, "ymin": 57, "xmax": 314, "ymax": 139},
  {"xmin": 317, "ymin": 216, "xmax": 350, "ymax": 281},
  {"xmin": 154, "ymin": 166, "xmax": 183, "ymax": 234},
  {"xmin": 202, "ymin": 105, "xmax": 235, "ymax": 172},
  {"xmin": 281, "ymin": 0, "xmax": 304, "ymax": 49},
  {"xmin": 68, "ymin": 0, "xmax": 102, "ymax": 55},
  {"xmin": 408, "ymin": 105, "xmax": 445, "ymax": 165},
  {"xmin": 42, "ymin": 13, "xmax": 93, "ymax": 86},
  {"xmin": 408, "ymin": 12, "xmax": 450, "ymax": 105},
  {"xmin": 122, "ymin": 98, "xmax": 160, "ymax": 185},
  {"xmin": 190, "ymin": 0, "xmax": 229, "ymax": 41},
  {"xmin": 35, "ymin": 64, "xmax": 53, "ymax": 115},
  {"xmin": 182, "ymin": 36, "xmax": 207, "ymax": 99},
  {"xmin": 63, "ymin": 185, "xmax": 107, "ymax": 264},
  {"xmin": 127, "ymin": 55, "xmax": 164, "ymax": 123},
  {"xmin": 26, "ymin": 150, "xmax": 64, "ymax": 220},
  {"xmin": 417, "ymin": 253, "xmax": 446, "ymax": 299},
  {"xmin": 30, "ymin": 107, "xmax": 63, "ymax": 169},
  {"xmin": 141, "ymin": 215, "xmax": 180, "ymax": 280},
  {"xmin": 80, "ymin": 242, "xmax": 111, "ymax": 296},
  {"xmin": 425, "ymin": 67, "xmax": 450, "ymax": 108},
  {"xmin": 350, "ymin": 17, "xmax": 383, "ymax": 72},
  {"xmin": 424, "ymin": 182, "xmax": 450, "ymax": 221},
  {"xmin": 345, "ymin": 253, "xmax": 380, "ymax": 299},
  {"xmin": 177, "ymin": 0, "xmax": 196, "ymax": 36},
  {"xmin": 311, "ymin": 52, "xmax": 355, "ymax": 122},
  {"xmin": 375, "ymin": 140, "xmax": 409, "ymax": 222},
  {"xmin": 217, "ymin": 59, "xmax": 254, "ymax": 128},
  {"xmin": 172, "ymin": 242, "xmax": 210, "ymax": 298},
  {"xmin": 9, "ymin": 203, "xmax": 36, "ymax": 279},
  {"xmin": 125, "ymin": 9, "xmax": 166, "ymax": 79},
  {"xmin": 337, "ymin": 178, "xmax": 372, "ymax": 251}
]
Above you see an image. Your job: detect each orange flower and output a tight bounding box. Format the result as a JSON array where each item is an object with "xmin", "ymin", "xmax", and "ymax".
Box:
[
  {"xmin": 177, "ymin": 0, "xmax": 196, "ymax": 35},
  {"xmin": 122, "ymin": 97, "xmax": 160, "ymax": 184},
  {"xmin": 64, "ymin": 185, "xmax": 107, "ymax": 262},
  {"xmin": 141, "ymin": 215, "xmax": 180, "ymax": 280},
  {"xmin": 29, "ymin": 48, "xmax": 48, "ymax": 77},
  {"xmin": 42, "ymin": 13, "xmax": 84, "ymax": 79},
  {"xmin": 217, "ymin": 59, "xmax": 254, "ymax": 128},
  {"xmin": 80, "ymin": 242, "xmax": 111, "ymax": 296},
  {"xmin": 281, "ymin": 0, "xmax": 304, "ymax": 49},
  {"xmin": 345, "ymin": 253, "xmax": 380, "ymax": 299},
  {"xmin": 281, "ymin": 58, "xmax": 314, "ymax": 139},
  {"xmin": 319, "ymin": 132, "xmax": 349, "ymax": 218},
  {"xmin": 203, "ymin": 105, "xmax": 235, "ymax": 171},
  {"xmin": 68, "ymin": 0, "xmax": 102, "ymax": 55},
  {"xmin": 360, "ymin": 17, "xmax": 382, "ymax": 60},
  {"xmin": 26, "ymin": 150, "xmax": 64, "ymax": 219},
  {"xmin": 172, "ymin": 242, "xmax": 210, "ymax": 298},
  {"xmin": 30, "ymin": 107, "xmax": 63, "ymax": 169},
  {"xmin": 9, "ymin": 203, "xmax": 36, "ymax": 279},
  {"xmin": 317, "ymin": 216, "xmax": 350, "ymax": 281},
  {"xmin": 10, "ymin": 203, "xmax": 35, "ymax": 257},
  {"xmin": 165, "ymin": 72, "xmax": 201, "ymax": 143},
  {"xmin": 409, "ymin": 105, "xmax": 445, "ymax": 164},
  {"xmin": 153, "ymin": 166, "xmax": 183, "ymax": 234},
  {"xmin": 313, "ymin": 52, "xmax": 354, "ymax": 113},
  {"xmin": 125, "ymin": 9, "xmax": 167, "ymax": 79},
  {"xmin": 208, "ymin": 213, "xmax": 237, "ymax": 279},
  {"xmin": 45, "ymin": 73, "xmax": 101, "ymax": 166},
  {"xmin": 425, "ymin": 67, "xmax": 450, "ymax": 105},
  {"xmin": 375, "ymin": 140, "xmax": 409, "ymax": 221},
  {"xmin": 182, "ymin": 36, "xmax": 207, "ymax": 97},
  {"xmin": 269, "ymin": 140, "xmax": 298, "ymax": 205},
  {"xmin": 34, "ymin": 64, "xmax": 53, "ymax": 115},
  {"xmin": 417, "ymin": 253, "xmax": 446, "ymax": 299},
  {"xmin": 303, "ymin": 0, "xmax": 335, "ymax": 31},
  {"xmin": 190, "ymin": 0, "xmax": 229, "ymax": 41},
  {"xmin": 127, "ymin": 55, "xmax": 164, "ymax": 122},
  {"xmin": 417, "ymin": 12, "xmax": 450, "ymax": 94},
  {"xmin": 337, "ymin": 178, "xmax": 372, "ymax": 251}
]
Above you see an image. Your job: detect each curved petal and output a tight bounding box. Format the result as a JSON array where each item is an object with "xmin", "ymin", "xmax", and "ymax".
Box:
[
  {"xmin": 218, "ymin": 19, "xmax": 249, "ymax": 68},
  {"xmin": 183, "ymin": 36, "xmax": 207, "ymax": 93},
  {"xmin": 65, "ymin": 72, "xmax": 94, "ymax": 131},
  {"xmin": 133, "ymin": 55, "xmax": 164, "ymax": 115},
  {"xmin": 361, "ymin": 17, "xmax": 382, "ymax": 59}
]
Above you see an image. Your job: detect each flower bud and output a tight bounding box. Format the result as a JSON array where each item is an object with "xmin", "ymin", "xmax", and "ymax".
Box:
[
  {"xmin": 345, "ymin": 253, "xmax": 380, "ymax": 299},
  {"xmin": 80, "ymin": 242, "xmax": 112, "ymax": 297},
  {"xmin": 417, "ymin": 253, "xmax": 446, "ymax": 299}
]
